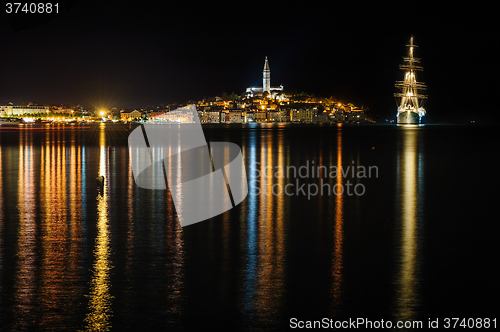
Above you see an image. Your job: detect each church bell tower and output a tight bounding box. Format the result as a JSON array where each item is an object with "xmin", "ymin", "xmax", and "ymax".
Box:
[{"xmin": 263, "ymin": 56, "xmax": 270, "ymax": 94}]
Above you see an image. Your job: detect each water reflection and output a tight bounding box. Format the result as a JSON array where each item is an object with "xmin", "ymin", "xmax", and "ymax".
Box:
[
  {"xmin": 394, "ymin": 126, "xmax": 424, "ymax": 321},
  {"xmin": 39, "ymin": 127, "xmax": 65, "ymax": 328},
  {"xmin": 84, "ymin": 124, "xmax": 113, "ymax": 331},
  {"xmin": 242, "ymin": 130, "xmax": 258, "ymax": 317},
  {"xmin": 162, "ymin": 133, "xmax": 186, "ymax": 323},
  {"xmin": 124, "ymin": 148, "xmax": 135, "ymax": 309},
  {"xmin": 331, "ymin": 125, "xmax": 344, "ymax": 313},
  {"xmin": 241, "ymin": 128, "xmax": 286, "ymax": 326},
  {"xmin": 255, "ymin": 130, "xmax": 285, "ymax": 320},
  {"xmin": 68, "ymin": 135, "xmax": 84, "ymax": 298},
  {"xmin": 14, "ymin": 129, "xmax": 37, "ymax": 330},
  {"xmin": 0, "ymin": 143, "xmax": 2, "ymax": 315},
  {"xmin": 0, "ymin": 123, "xmax": 442, "ymax": 330}
]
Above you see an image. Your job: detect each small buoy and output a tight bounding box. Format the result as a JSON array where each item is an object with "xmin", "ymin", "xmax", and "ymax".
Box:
[{"xmin": 372, "ymin": 146, "xmax": 375, "ymax": 150}]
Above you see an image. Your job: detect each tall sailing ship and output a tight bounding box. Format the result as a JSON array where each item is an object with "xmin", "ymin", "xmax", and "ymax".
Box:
[{"xmin": 395, "ymin": 36, "xmax": 427, "ymax": 124}]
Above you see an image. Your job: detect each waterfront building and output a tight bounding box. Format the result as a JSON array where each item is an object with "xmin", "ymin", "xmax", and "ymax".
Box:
[
  {"xmin": 198, "ymin": 110, "xmax": 221, "ymax": 123},
  {"xmin": 267, "ymin": 111, "xmax": 280, "ymax": 122},
  {"xmin": 316, "ymin": 112, "xmax": 330, "ymax": 123},
  {"xmin": 228, "ymin": 111, "xmax": 243, "ymax": 123},
  {"xmin": 245, "ymin": 111, "xmax": 256, "ymax": 123},
  {"xmin": 52, "ymin": 106, "xmax": 74, "ymax": 114},
  {"xmin": 0, "ymin": 104, "xmax": 50, "ymax": 116},
  {"xmin": 346, "ymin": 109, "xmax": 366, "ymax": 123},
  {"xmin": 254, "ymin": 112, "xmax": 267, "ymax": 123},
  {"xmin": 220, "ymin": 112, "xmax": 229, "ymax": 123},
  {"xmin": 148, "ymin": 111, "xmax": 166, "ymax": 119},
  {"xmin": 333, "ymin": 110, "xmax": 344, "ymax": 122},
  {"xmin": 121, "ymin": 110, "xmax": 142, "ymax": 121},
  {"xmin": 290, "ymin": 108, "xmax": 317, "ymax": 123},
  {"xmin": 151, "ymin": 109, "xmax": 195, "ymax": 123}
]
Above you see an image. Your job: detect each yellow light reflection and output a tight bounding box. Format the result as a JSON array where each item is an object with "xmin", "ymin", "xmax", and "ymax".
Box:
[
  {"xmin": 85, "ymin": 125, "xmax": 113, "ymax": 331},
  {"xmin": 394, "ymin": 127, "xmax": 421, "ymax": 321}
]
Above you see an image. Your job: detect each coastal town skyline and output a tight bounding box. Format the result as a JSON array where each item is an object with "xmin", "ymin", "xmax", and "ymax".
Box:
[
  {"xmin": 0, "ymin": 55, "xmax": 374, "ymax": 123},
  {"xmin": 1, "ymin": 2, "xmax": 497, "ymax": 123}
]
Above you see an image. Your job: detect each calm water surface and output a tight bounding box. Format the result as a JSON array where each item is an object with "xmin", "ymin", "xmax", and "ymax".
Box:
[{"xmin": 0, "ymin": 123, "xmax": 498, "ymax": 330}]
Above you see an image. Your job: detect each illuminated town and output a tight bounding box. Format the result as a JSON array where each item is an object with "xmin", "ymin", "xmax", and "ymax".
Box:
[
  {"xmin": 0, "ymin": 0, "xmax": 496, "ymax": 329},
  {"xmin": 0, "ymin": 57, "xmax": 373, "ymax": 124}
]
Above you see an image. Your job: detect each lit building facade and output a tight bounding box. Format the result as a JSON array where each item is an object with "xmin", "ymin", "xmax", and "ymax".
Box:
[
  {"xmin": 120, "ymin": 110, "xmax": 142, "ymax": 121},
  {"xmin": 0, "ymin": 105, "xmax": 50, "ymax": 116},
  {"xmin": 149, "ymin": 109, "xmax": 195, "ymax": 123},
  {"xmin": 290, "ymin": 108, "xmax": 317, "ymax": 123}
]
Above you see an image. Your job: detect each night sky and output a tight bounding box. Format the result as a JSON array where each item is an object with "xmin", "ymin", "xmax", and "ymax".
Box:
[{"xmin": 0, "ymin": 1, "xmax": 498, "ymax": 122}]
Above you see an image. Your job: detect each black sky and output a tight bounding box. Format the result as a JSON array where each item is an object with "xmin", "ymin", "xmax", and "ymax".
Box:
[{"xmin": 0, "ymin": 1, "xmax": 498, "ymax": 122}]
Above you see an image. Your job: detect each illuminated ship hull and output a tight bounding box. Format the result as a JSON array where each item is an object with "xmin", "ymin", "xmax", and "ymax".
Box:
[{"xmin": 397, "ymin": 108, "xmax": 421, "ymax": 124}]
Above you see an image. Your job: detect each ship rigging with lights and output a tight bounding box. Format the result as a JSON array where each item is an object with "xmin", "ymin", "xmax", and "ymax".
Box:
[{"xmin": 394, "ymin": 36, "xmax": 427, "ymax": 124}]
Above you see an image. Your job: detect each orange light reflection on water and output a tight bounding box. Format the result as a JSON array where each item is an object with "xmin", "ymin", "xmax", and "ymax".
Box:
[{"xmin": 331, "ymin": 126, "xmax": 344, "ymax": 313}]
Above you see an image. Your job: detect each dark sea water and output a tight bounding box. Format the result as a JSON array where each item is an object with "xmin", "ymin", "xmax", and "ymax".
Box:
[{"xmin": 0, "ymin": 122, "xmax": 498, "ymax": 331}]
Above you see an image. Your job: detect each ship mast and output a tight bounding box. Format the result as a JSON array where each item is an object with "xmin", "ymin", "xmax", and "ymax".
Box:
[{"xmin": 394, "ymin": 36, "xmax": 427, "ymax": 114}]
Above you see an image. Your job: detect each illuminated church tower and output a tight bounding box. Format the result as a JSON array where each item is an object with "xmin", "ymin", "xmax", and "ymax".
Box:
[
  {"xmin": 263, "ymin": 56, "xmax": 270, "ymax": 94},
  {"xmin": 245, "ymin": 56, "xmax": 283, "ymax": 98}
]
